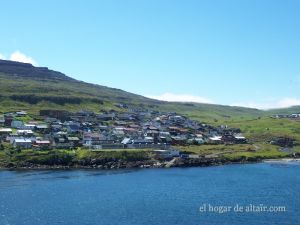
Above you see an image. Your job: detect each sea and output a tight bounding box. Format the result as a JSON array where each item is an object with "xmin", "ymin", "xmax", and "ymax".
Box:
[{"xmin": 0, "ymin": 161, "xmax": 299, "ymax": 225}]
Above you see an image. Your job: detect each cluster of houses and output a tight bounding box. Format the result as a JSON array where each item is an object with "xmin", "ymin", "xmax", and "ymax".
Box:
[
  {"xmin": 271, "ymin": 113, "xmax": 300, "ymax": 119},
  {"xmin": 0, "ymin": 109, "xmax": 247, "ymax": 151}
]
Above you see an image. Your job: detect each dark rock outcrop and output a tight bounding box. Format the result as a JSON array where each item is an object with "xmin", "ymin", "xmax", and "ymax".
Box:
[{"xmin": 0, "ymin": 59, "xmax": 74, "ymax": 81}]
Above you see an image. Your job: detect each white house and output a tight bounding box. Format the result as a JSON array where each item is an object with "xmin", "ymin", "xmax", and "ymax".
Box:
[
  {"xmin": 22, "ymin": 124, "xmax": 36, "ymax": 130},
  {"xmin": 0, "ymin": 128, "xmax": 13, "ymax": 134},
  {"xmin": 13, "ymin": 139, "xmax": 32, "ymax": 148},
  {"xmin": 17, "ymin": 130, "xmax": 34, "ymax": 136},
  {"xmin": 208, "ymin": 136, "xmax": 222, "ymax": 144},
  {"xmin": 16, "ymin": 111, "xmax": 27, "ymax": 117}
]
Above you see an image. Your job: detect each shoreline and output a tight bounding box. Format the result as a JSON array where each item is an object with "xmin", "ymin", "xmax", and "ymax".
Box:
[
  {"xmin": 0, "ymin": 158, "xmax": 270, "ymax": 170},
  {"xmin": 263, "ymin": 158, "xmax": 300, "ymax": 163},
  {"xmin": 1, "ymin": 156, "xmax": 299, "ymax": 171}
]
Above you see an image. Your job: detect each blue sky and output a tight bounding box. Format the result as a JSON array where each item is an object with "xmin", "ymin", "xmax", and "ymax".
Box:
[{"xmin": 0, "ymin": 0, "xmax": 300, "ymax": 109}]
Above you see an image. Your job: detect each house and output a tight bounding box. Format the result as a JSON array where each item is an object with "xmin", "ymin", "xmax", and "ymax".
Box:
[
  {"xmin": 11, "ymin": 120, "xmax": 24, "ymax": 129},
  {"xmin": 132, "ymin": 138, "xmax": 154, "ymax": 145},
  {"xmin": 153, "ymin": 149, "xmax": 180, "ymax": 159},
  {"xmin": 0, "ymin": 128, "xmax": 13, "ymax": 139},
  {"xmin": 13, "ymin": 138, "xmax": 32, "ymax": 148},
  {"xmin": 125, "ymin": 138, "xmax": 155, "ymax": 148},
  {"xmin": 17, "ymin": 130, "xmax": 34, "ymax": 136},
  {"xmin": 35, "ymin": 124, "xmax": 49, "ymax": 130},
  {"xmin": 290, "ymin": 114, "xmax": 300, "ymax": 118},
  {"xmin": 54, "ymin": 136, "xmax": 67, "ymax": 143},
  {"xmin": 113, "ymin": 127, "xmax": 125, "ymax": 137},
  {"xmin": 187, "ymin": 137, "xmax": 205, "ymax": 145},
  {"xmin": 67, "ymin": 137, "xmax": 81, "ymax": 147},
  {"xmin": 234, "ymin": 135, "xmax": 247, "ymax": 144},
  {"xmin": 158, "ymin": 135, "xmax": 172, "ymax": 144},
  {"xmin": 0, "ymin": 128, "xmax": 13, "ymax": 134},
  {"xmin": 171, "ymin": 136, "xmax": 188, "ymax": 145},
  {"xmin": 128, "ymin": 124, "xmax": 140, "ymax": 129},
  {"xmin": 4, "ymin": 114, "xmax": 14, "ymax": 126},
  {"xmin": 272, "ymin": 114, "xmax": 289, "ymax": 119},
  {"xmin": 208, "ymin": 136, "xmax": 222, "ymax": 144},
  {"xmin": 16, "ymin": 111, "xmax": 27, "ymax": 117},
  {"xmin": 168, "ymin": 126, "xmax": 182, "ymax": 135},
  {"xmin": 65, "ymin": 122, "xmax": 81, "ymax": 133},
  {"xmin": 99, "ymin": 125, "xmax": 109, "ymax": 131},
  {"xmin": 55, "ymin": 131, "xmax": 68, "ymax": 136},
  {"xmin": 83, "ymin": 132, "xmax": 102, "ymax": 146},
  {"xmin": 51, "ymin": 122, "xmax": 63, "ymax": 131},
  {"xmin": 6, "ymin": 134, "xmax": 18, "ymax": 143},
  {"xmin": 159, "ymin": 131, "xmax": 171, "ymax": 137},
  {"xmin": 121, "ymin": 138, "xmax": 132, "ymax": 145},
  {"xmin": 221, "ymin": 134, "xmax": 236, "ymax": 144},
  {"xmin": 0, "ymin": 115, "xmax": 4, "ymax": 126},
  {"xmin": 33, "ymin": 140, "xmax": 51, "ymax": 149},
  {"xmin": 144, "ymin": 130, "xmax": 159, "ymax": 141},
  {"xmin": 115, "ymin": 103, "xmax": 128, "ymax": 109},
  {"xmin": 124, "ymin": 127, "xmax": 138, "ymax": 135},
  {"xmin": 21, "ymin": 124, "xmax": 36, "ymax": 130},
  {"xmin": 53, "ymin": 136, "xmax": 74, "ymax": 149}
]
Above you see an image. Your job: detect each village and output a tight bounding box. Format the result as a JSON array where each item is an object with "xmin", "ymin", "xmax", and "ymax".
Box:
[
  {"xmin": 271, "ymin": 113, "xmax": 300, "ymax": 119},
  {"xmin": 0, "ymin": 107, "xmax": 247, "ymax": 158}
]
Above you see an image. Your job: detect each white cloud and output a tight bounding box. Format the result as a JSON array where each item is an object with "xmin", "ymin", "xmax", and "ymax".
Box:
[
  {"xmin": 231, "ymin": 97, "xmax": 300, "ymax": 110},
  {"xmin": 0, "ymin": 53, "xmax": 6, "ymax": 60},
  {"xmin": 9, "ymin": 51, "xmax": 38, "ymax": 66},
  {"xmin": 147, "ymin": 93, "xmax": 214, "ymax": 104},
  {"xmin": 277, "ymin": 98, "xmax": 300, "ymax": 108},
  {"xmin": 147, "ymin": 94, "xmax": 300, "ymax": 109}
]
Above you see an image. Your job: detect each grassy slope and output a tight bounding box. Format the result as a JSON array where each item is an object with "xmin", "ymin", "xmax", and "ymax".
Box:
[
  {"xmin": 268, "ymin": 106, "xmax": 300, "ymax": 115},
  {"xmin": 1, "ymin": 68, "xmax": 299, "ymax": 142},
  {"xmin": 0, "ymin": 70, "xmax": 263, "ymax": 122},
  {"xmin": 0, "ymin": 72, "xmax": 159, "ymax": 114},
  {"xmin": 0, "ymin": 61, "xmax": 300, "ymax": 165}
]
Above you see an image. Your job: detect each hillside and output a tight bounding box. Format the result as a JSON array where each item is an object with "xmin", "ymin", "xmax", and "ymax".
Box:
[
  {"xmin": 0, "ymin": 59, "xmax": 294, "ymax": 123},
  {"xmin": 1, "ymin": 59, "xmax": 300, "ymax": 157},
  {"xmin": 268, "ymin": 106, "xmax": 300, "ymax": 115},
  {"xmin": 0, "ymin": 60, "xmax": 160, "ymax": 113}
]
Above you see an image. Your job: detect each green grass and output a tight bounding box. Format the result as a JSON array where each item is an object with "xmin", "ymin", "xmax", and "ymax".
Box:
[
  {"xmin": 223, "ymin": 149, "xmax": 289, "ymax": 161},
  {"xmin": 179, "ymin": 143, "xmax": 290, "ymax": 160},
  {"xmin": 180, "ymin": 144, "xmax": 255, "ymax": 154},
  {"xmin": 218, "ymin": 117, "xmax": 300, "ymax": 142},
  {"xmin": 0, "ymin": 143, "xmax": 295, "ymax": 168},
  {"xmin": 0, "ymin": 70, "xmax": 265, "ymax": 121},
  {"xmin": 0, "ymin": 148, "xmax": 153, "ymax": 167}
]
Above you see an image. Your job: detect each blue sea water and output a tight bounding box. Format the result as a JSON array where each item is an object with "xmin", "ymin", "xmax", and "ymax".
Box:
[{"xmin": 0, "ymin": 162, "xmax": 300, "ymax": 225}]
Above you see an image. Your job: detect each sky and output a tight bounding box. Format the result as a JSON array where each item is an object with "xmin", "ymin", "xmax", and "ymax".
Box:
[{"xmin": 0, "ymin": 0, "xmax": 300, "ymax": 109}]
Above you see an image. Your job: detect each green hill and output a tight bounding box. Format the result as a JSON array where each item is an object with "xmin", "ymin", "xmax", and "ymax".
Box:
[
  {"xmin": 267, "ymin": 106, "xmax": 300, "ymax": 115},
  {"xmin": 0, "ymin": 59, "xmax": 264, "ymax": 122},
  {"xmin": 1, "ymin": 59, "xmax": 299, "ymax": 124}
]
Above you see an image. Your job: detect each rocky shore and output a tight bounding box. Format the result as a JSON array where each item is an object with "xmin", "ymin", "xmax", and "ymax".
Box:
[{"xmin": 1, "ymin": 156, "xmax": 266, "ymax": 170}]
